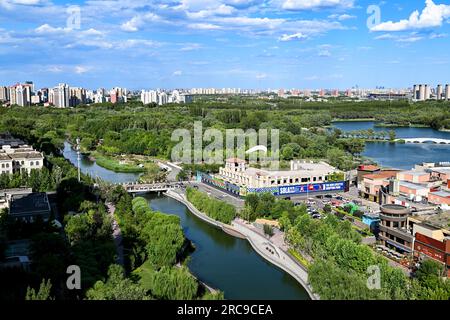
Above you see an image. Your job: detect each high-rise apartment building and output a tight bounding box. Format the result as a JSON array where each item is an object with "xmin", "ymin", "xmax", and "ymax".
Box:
[
  {"xmin": 437, "ymin": 84, "xmax": 443, "ymax": 100},
  {"xmin": 51, "ymin": 83, "xmax": 70, "ymax": 108},
  {"xmin": 0, "ymin": 86, "xmax": 9, "ymax": 102}
]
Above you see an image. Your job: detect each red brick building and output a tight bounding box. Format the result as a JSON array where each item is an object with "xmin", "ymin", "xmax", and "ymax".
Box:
[{"xmin": 413, "ymin": 224, "xmax": 450, "ymax": 277}]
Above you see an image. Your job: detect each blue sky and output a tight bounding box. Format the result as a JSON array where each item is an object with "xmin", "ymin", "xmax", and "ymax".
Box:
[{"xmin": 1, "ymin": 0, "xmax": 450, "ymax": 89}]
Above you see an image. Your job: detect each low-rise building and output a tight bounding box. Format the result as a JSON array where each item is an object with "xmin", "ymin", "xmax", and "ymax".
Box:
[
  {"xmin": 7, "ymin": 190, "xmax": 51, "ymax": 222},
  {"xmin": 359, "ymin": 170, "xmax": 400, "ymax": 203},
  {"xmin": 200, "ymin": 158, "xmax": 347, "ymax": 197},
  {"xmin": 398, "ymin": 181, "xmax": 430, "ymax": 198},
  {"xmin": 412, "ymin": 222, "xmax": 450, "ymax": 277},
  {"xmin": 397, "ymin": 170, "xmax": 431, "ymax": 184},
  {"xmin": 428, "ymin": 191, "xmax": 450, "ymax": 206},
  {"xmin": 356, "ymin": 164, "xmax": 380, "ymax": 186},
  {"xmin": 379, "ymin": 204, "xmax": 414, "ymax": 254},
  {"xmin": 0, "ymin": 142, "xmax": 44, "ymax": 175}
]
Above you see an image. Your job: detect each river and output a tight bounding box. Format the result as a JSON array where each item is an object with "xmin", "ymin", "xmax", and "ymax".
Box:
[
  {"xmin": 61, "ymin": 141, "xmax": 310, "ymax": 300},
  {"xmin": 332, "ymin": 121, "xmax": 450, "ymax": 169}
]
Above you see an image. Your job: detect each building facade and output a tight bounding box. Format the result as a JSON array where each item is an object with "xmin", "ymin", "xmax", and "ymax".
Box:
[{"xmin": 379, "ymin": 204, "xmax": 414, "ymax": 254}]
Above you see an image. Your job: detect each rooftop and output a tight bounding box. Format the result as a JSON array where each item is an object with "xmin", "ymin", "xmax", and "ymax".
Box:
[
  {"xmin": 244, "ymin": 161, "xmax": 338, "ymax": 179},
  {"xmin": 226, "ymin": 158, "xmax": 246, "ymax": 164},
  {"xmin": 364, "ymin": 170, "xmax": 400, "ymax": 180},
  {"xmin": 358, "ymin": 165, "xmax": 380, "ymax": 172},
  {"xmin": 9, "ymin": 192, "xmax": 51, "ymax": 217},
  {"xmin": 399, "ymin": 181, "xmax": 429, "ymax": 190},
  {"xmin": 429, "ymin": 190, "xmax": 450, "ymax": 198},
  {"xmin": 399, "ymin": 170, "xmax": 430, "ymax": 177}
]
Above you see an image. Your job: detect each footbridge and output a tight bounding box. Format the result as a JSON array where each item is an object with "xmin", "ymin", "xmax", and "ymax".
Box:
[
  {"xmin": 399, "ymin": 138, "xmax": 450, "ymax": 145},
  {"xmin": 121, "ymin": 182, "xmax": 187, "ymax": 193}
]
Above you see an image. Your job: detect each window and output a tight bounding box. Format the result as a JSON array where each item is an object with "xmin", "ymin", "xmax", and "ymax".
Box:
[
  {"xmin": 1, "ymin": 164, "xmax": 4, "ymax": 168},
  {"xmin": 6, "ymin": 163, "xmax": 9, "ymax": 168},
  {"xmin": 21, "ymin": 161, "xmax": 24, "ymax": 165},
  {"xmin": 30, "ymin": 161, "xmax": 34, "ymax": 166},
  {"xmin": 35, "ymin": 161, "xmax": 39, "ymax": 166}
]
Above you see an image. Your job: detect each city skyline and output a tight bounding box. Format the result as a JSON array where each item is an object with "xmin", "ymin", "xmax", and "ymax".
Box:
[{"xmin": 1, "ymin": 0, "xmax": 450, "ymax": 89}]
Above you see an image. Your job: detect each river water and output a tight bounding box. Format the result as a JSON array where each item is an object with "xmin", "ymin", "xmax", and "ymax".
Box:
[
  {"xmin": 332, "ymin": 121, "xmax": 450, "ymax": 169},
  {"xmin": 61, "ymin": 141, "xmax": 310, "ymax": 300}
]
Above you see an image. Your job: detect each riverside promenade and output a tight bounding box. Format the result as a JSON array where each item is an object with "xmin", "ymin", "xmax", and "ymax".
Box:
[{"xmin": 165, "ymin": 189, "xmax": 318, "ymax": 300}]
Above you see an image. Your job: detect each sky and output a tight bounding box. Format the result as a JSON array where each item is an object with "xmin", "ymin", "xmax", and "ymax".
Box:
[{"xmin": 1, "ymin": 0, "xmax": 450, "ymax": 90}]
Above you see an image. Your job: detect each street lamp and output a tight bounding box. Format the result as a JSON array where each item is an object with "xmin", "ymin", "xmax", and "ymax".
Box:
[{"xmin": 76, "ymin": 137, "xmax": 81, "ymax": 182}]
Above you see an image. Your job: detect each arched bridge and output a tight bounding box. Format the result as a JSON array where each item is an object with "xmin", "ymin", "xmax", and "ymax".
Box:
[
  {"xmin": 399, "ymin": 138, "xmax": 450, "ymax": 145},
  {"xmin": 121, "ymin": 182, "xmax": 187, "ymax": 193}
]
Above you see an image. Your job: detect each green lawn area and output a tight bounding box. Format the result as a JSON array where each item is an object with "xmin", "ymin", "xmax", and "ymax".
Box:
[
  {"xmin": 132, "ymin": 260, "xmax": 156, "ymax": 291},
  {"xmin": 93, "ymin": 153, "xmax": 146, "ymax": 173}
]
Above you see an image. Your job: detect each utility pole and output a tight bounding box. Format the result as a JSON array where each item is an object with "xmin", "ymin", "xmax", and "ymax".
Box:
[{"xmin": 76, "ymin": 137, "xmax": 81, "ymax": 182}]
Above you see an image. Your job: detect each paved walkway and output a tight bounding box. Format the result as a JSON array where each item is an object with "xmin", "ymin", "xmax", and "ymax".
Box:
[
  {"xmin": 166, "ymin": 190, "xmax": 319, "ymax": 300},
  {"xmin": 232, "ymin": 219, "xmax": 318, "ymax": 300},
  {"xmin": 106, "ymin": 202, "xmax": 125, "ymax": 266}
]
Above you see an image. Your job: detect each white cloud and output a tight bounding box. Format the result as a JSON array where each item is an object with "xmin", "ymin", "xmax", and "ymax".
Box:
[
  {"xmin": 74, "ymin": 66, "xmax": 92, "ymax": 74},
  {"xmin": 48, "ymin": 65, "xmax": 63, "ymax": 73},
  {"xmin": 187, "ymin": 23, "xmax": 222, "ymax": 30},
  {"xmin": 180, "ymin": 43, "xmax": 202, "ymax": 51},
  {"xmin": 318, "ymin": 49, "xmax": 331, "ymax": 57},
  {"xmin": 35, "ymin": 24, "xmax": 104, "ymax": 36},
  {"xmin": 186, "ymin": 4, "xmax": 236, "ymax": 19},
  {"xmin": 329, "ymin": 13, "xmax": 356, "ymax": 21},
  {"xmin": 172, "ymin": 70, "xmax": 183, "ymax": 76},
  {"xmin": 121, "ymin": 13, "xmax": 161, "ymax": 32},
  {"xmin": 279, "ymin": 32, "xmax": 308, "ymax": 41},
  {"xmin": 1, "ymin": 0, "xmax": 42, "ymax": 7},
  {"xmin": 371, "ymin": 0, "xmax": 450, "ymax": 32},
  {"xmin": 282, "ymin": 0, "xmax": 354, "ymax": 11},
  {"xmin": 35, "ymin": 24, "xmax": 68, "ymax": 34},
  {"xmin": 430, "ymin": 32, "xmax": 447, "ymax": 39},
  {"xmin": 374, "ymin": 33, "xmax": 425, "ymax": 43},
  {"xmin": 256, "ymin": 73, "xmax": 267, "ymax": 79}
]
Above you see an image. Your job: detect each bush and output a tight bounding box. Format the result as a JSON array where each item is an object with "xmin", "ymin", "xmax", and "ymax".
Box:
[
  {"xmin": 186, "ymin": 188, "xmax": 236, "ymax": 224},
  {"xmin": 263, "ymin": 224, "xmax": 274, "ymax": 237}
]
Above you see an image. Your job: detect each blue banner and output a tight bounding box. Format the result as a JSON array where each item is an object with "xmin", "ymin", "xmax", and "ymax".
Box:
[{"xmin": 249, "ymin": 181, "xmax": 346, "ymax": 196}]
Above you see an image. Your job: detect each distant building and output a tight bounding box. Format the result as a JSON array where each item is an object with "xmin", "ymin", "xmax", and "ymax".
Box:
[
  {"xmin": 50, "ymin": 83, "xmax": 70, "ymax": 108},
  {"xmin": 437, "ymin": 84, "xmax": 443, "ymax": 100},
  {"xmin": 0, "ymin": 86, "xmax": 9, "ymax": 102}
]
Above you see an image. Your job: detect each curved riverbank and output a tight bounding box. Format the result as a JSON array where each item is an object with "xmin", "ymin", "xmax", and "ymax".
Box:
[{"xmin": 165, "ymin": 190, "xmax": 318, "ymax": 300}]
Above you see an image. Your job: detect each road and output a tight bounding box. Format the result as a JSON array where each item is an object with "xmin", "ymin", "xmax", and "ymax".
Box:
[
  {"xmin": 106, "ymin": 202, "xmax": 124, "ymax": 266},
  {"xmin": 189, "ymin": 181, "xmax": 245, "ymax": 210},
  {"xmin": 156, "ymin": 161, "xmax": 182, "ymax": 182}
]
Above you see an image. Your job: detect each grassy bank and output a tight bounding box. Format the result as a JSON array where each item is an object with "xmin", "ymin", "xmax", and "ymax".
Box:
[
  {"xmin": 332, "ymin": 118, "xmax": 376, "ymax": 122},
  {"xmin": 288, "ymin": 249, "xmax": 311, "ymax": 269},
  {"xmin": 94, "ymin": 154, "xmax": 146, "ymax": 173}
]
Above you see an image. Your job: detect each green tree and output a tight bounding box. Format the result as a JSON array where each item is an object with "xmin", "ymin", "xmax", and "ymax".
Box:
[
  {"xmin": 25, "ymin": 279, "xmax": 53, "ymax": 300},
  {"xmin": 86, "ymin": 265, "xmax": 150, "ymax": 300},
  {"xmin": 388, "ymin": 129, "xmax": 396, "ymax": 142}
]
